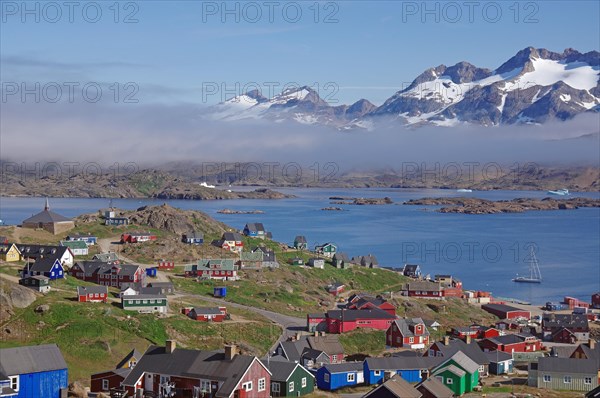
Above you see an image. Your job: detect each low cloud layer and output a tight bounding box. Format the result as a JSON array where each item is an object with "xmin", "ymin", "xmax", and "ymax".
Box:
[{"xmin": 1, "ymin": 99, "xmax": 599, "ymax": 172}]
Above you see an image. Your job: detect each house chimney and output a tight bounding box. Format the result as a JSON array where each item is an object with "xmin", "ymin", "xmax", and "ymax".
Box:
[
  {"xmin": 296, "ymin": 332, "xmax": 301, "ymax": 341},
  {"xmin": 466, "ymin": 335, "xmax": 472, "ymax": 345},
  {"xmin": 314, "ymin": 331, "xmax": 319, "ymax": 337},
  {"xmin": 444, "ymin": 336, "xmax": 450, "ymax": 346},
  {"xmin": 321, "ymin": 331, "xmax": 326, "ymax": 337},
  {"xmin": 225, "ymin": 344, "xmax": 237, "ymax": 360},
  {"xmin": 166, "ymin": 340, "xmax": 176, "ymax": 354},
  {"xmin": 589, "ymin": 339, "xmax": 596, "ymax": 350}
]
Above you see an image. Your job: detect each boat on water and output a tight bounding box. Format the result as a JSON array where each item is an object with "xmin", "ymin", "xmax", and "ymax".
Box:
[
  {"xmin": 456, "ymin": 189, "xmax": 473, "ymax": 193},
  {"xmin": 513, "ymin": 247, "xmax": 542, "ymax": 283},
  {"xmin": 547, "ymin": 188, "xmax": 570, "ymax": 196}
]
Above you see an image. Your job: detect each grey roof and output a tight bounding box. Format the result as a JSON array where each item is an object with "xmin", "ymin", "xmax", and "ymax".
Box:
[
  {"xmin": 484, "ymin": 350, "xmax": 513, "ymax": 363},
  {"xmin": 261, "ymin": 360, "xmax": 312, "ymax": 382},
  {"xmin": 184, "ymin": 231, "xmax": 204, "ymax": 239},
  {"xmin": 116, "ymin": 349, "xmax": 142, "ymax": 369},
  {"xmin": 404, "ymin": 264, "xmax": 421, "ymax": 272},
  {"xmin": 550, "ymin": 345, "xmax": 578, "ymax": 358},
  {"xmin": 17, "ymin": 244, "xmax": 69, "ymax": 260},
  {"xmin": 482, "ymin": 303, "xmax": 525, "ymax": 314},
  {"xmin": 444, "ymin": 351, "xmax": 480, "ymax": 374},
  {"xmin": 543, "ymin": 313, "xmax": 589, "ymax": 330},
  {"xmin": 294, "ymin": 236, "xmax": 307, "ymax": 243},
  {"xmin": 222, "ymin": 232, "xmax": 243, "ymax": 241},
  {"xmin": 403, "ymin": 280, "xmax": 442, "ymax": 292},
  {"xmin": 366, "ymin": 356, "xmax": 443, "ymax": 371},
  {"xmin": 537, "ymin": 357, "xmax": 598, "ymax": 374},
  {"xmin": 391, "ymin": 318, "xmax": 431, "ymax": 338},
  {"xmin": 434, "ymin": 364, "xmax": 466, "ymax": 378},
  {"xmin": 301, "ymin": 347, "xmax": 328, "ymax": 361},
  {"xmin": 333, "ymin": 252, "xmax": 350, "ymax": 262},
  {"xmin": 431, "ymin": 339, "xmax": 489, "ymax": 366},
  {"xmin": 77, "ymin": 285, "xmax": 108, "ymax": 296},
  {"xmin": 147, "ymin": 282, "xmax": 174, "ymax": 289},
  {"xmin": 307, "ymin": 335, "xmax": 344, "ymax": 355},
  {"xmin": 91, "ymin": 367, "xmax": 132, "ymax": 378},
  {"xmin": 191, "ymin": 307, "xmax": 224, "ymax": 316},
  {"xmin": 138, "ymin": 287, "xmax": 162, "ymax": 295},
  {"xmin": 28, "ymin": 257, "xmax": 62, "ymax": 273},
  {"xmin": 122, "ymin": 346, "xmax": 264, "ymax": 398},
  {"xmin": 416, "ymin": 377, "xmax": 454, "ymax": 398},
  {"xmin": 122, "ymin": 294, "xmax": 166, "ymax": 300},
  {"xmin": 245, "ymin": 223, "xmax": 265, "ymax": 232},
  {"xmin": 22, "ymin": 209, "xmax": 72, "ymax": 224},
  {"xmin": 92, "ymin": 252, "xmax": 119, "ymax": 262},
  {"xmin": 74, "ymin": 261, "xmax": 140, "ymax": 278},
  {"xmin": 321, "ymin": 362, "xmax": 363, "ymax": 373},
  {"xmin": 364, "ymin": 374, "xmax": 422, "ymax": 398},
  {"xmin": 0, "ymin": 344, "xmax": 67, "ymax": 374},
  {"xmin": 326, "ymin": 308, "xmax": 396, "ymax": 321}
]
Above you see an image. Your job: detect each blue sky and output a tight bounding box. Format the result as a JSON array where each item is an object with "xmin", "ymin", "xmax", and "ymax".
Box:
[{"xmin": 2, "ymin": 0, "xmax": 599, "ymax": 105}]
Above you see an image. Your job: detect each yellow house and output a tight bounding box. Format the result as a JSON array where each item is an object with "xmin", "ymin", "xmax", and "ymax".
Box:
[{"xmin": 0, "ymin": 243, "xmax": 21, "ymax": 262}]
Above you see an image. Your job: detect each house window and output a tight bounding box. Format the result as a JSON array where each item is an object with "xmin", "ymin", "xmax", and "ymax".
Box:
[
  {"xmin": 258, "ymin": 378, "xmax": 266, "ymax": 392},
  {"xmin": 374, "ymin": 370, "xmax": 381, "ymax": 377},
  {"xmin": 160, "ymin": 375, "xmax": 170, "ymax": 384},
  {"xmin": 479, "ymin": 365, "xmax": 485, "ymax": 373},
  {"xmin": 301, "ymin": 377, "xmax": 307, "ymax": 388},
  {"xmin": 324, "ymin": 374, "xmax": 330, "ymax": 383},
  {"xmin": 409, "ymin": 337, "xmax": 414, "ymax": 343},
  {"xmin": 242, "ymin": 381, "xmax": 252, "ymax": 391},
  {"xmin": 564, "ymin": 376, "xmax": 572, "ymax": 384},
  {"xmin": 289, "ymin": 381, "xmax": 294, "ymax": 392},
  {"xmin": 102, "ymin": 379, "xmax": 109, "ymax": 390},
  {"xmin": 446, "ymin": 378, "xmax": 453, "ymax": 384},
  {"xmin": 397, "ymin": 337, "xmax": 401, "ymax": 343},
  {"xmin": 332, "ymin": 355, "xmax": 337, "ymax": 362},
  {"xmin": 584, "ymin": 377, "xmax": 592, "ymax": 384},
  {"xmin": 9, "ymin": 376, "xmax": 18, "ymax": 392},
  {"xmin": 347, "ymin": 373, "xmax": 355, "ymax": 382},
  {"xmin": 543, "ymin": 375, "xmax": 551, "ymax": 382},
  {"xmin": 271, "ymin": 383, "xmax": 280, "ymax": 393}
]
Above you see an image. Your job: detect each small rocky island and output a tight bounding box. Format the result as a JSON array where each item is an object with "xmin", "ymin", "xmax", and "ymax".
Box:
[
  {"xmin": 404, "ymin": 197, "xmax": 600, "ymax": 214},
  {"xmin": 217, "ymin": 209, "xmax": 265, "ymax": 214},
  {"xmin": 329, "ymin": 196, "xmax": 393, "ymax": 205},
  {"xmin": 321, "ymin": 207, "xmax": 344, "ymax": 211}
]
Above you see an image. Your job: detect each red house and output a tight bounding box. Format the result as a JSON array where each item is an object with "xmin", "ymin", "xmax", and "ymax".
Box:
[
  {"xmin": 183, "ymin": 306, "xmax": 227, "ymax": 322},
  {"xmin": 77, "ymin": 285, "xmax": 108, "ymax": 303},
  {"xmin": 157, "ymin": 261, "xmax": 175, "ymax": 270},
  {"xmin": 401, "ymin": 280, "xmax": 443, "ymax": 298},
  {"xmin": 478, "ymin": 334, "xmax": 542, "ymax": 353},
  {"xmin": 70, "ymin": 261, "xmax": 144, "ymax": 288},
  {"xmin": 327, "ymin": 283, "xmax": 345, "ymax": 296},
  {"xmin": 347, "ymin": 296, "xmax": 396, "ymax": 316},
  {"xmin": 91, "ymin": 368, "xmax": 131, "ymax": 393},
  {"xmin": 592, "ymin": 292, "xmax": 600, "ymax": 309},
  {"xmin": 482, "ymin": 303, "xmax": 531, "ymax": 320},
  {"xmin": 308, "ymin": 308, "xmax": 397, "ymax": 334},
  {"xmin": 122, "ymin": 342, "xmax": 271, "ymax": 398},
  {"xmin": 453, "ymin": 325, "xmax": 501, "ymax": 340},
  {"xmin": 120, "ymin": 232, "xmax": 157, "ymax": 243},
  {"xmin": 386, "ymin": 318, "xmax": 430, "ymax": 349}
]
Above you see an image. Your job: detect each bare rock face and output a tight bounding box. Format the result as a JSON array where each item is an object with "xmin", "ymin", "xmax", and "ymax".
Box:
[
  {"xmin": 0, "ymin": 282, "xmax": 37, "ymax": 320},
  {"xmin": 35, "ymin": 304, "xmax": 50, "ymax": 313},
  {"xmin": 67, "ymin": 381, "xmax": 87, "ymax": 398}
]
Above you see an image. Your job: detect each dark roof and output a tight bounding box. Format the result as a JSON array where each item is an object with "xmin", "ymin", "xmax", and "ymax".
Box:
[
  {"xmin": 333, "ymin": 252, "xmax": 350, "ymax": 262},
  {"xmin": 122, "ymin": 294, "xmax": 166, "ymax": 301},
  {"xmin": 430, "ymin": 339, "xmax": 489, "ymax": 366},
  {"xmin": 139, "ymin": 287, "xmax": 162, "ymax": 295},
  {"xmin": 321, "ymin": 362, "xmax": 363, "ymax": 373},
  {"xmin": 147, "ymin": 282, "xmax": 174, "ymax": 289},
  {"xmin": 261, "ymin": 360, "xmax": 311, "ymax": 382},
  {"xmin": 22, "ymin": 209, "xmax": 72, "ymax": 224},
  {"xmin": 28, "ymin": 257, "xmax": 61, "ymax": 273},
  {"xmin": 222, "ymin": 232, "xmax": 243, "ymax": 241},
  {"xmin": 184, "ymin": 231, "xmax": 204, "ymax": 239},
  {"xmin": 307, "ymin": 335, "xmax": 344, "ymax": 355},
  {"xmin": 92, "ymin": 252, "xmax": 119, "ymax": 262},
  {"xmin": 416, "ymin": 377, "xmax": 454, "ymax": 398},
  {"xmin": 487, "ymin": 334, "xmax": 527, "ymax": 345},
  {"xmin": 294, "ymin": 236, "xmax": 307, "ymax": 243},
  {"xmin": 0, "ymin": 344, "xmax": 67, "ymax": 374},
  {"xmin": 17, "ymin": 244, "xmax": 69, "ymax": 260},
  {"xmin": 484, "ymin": 350, "xmax": 513, "ymax": 363},
  {"xmin": 77, "ymin": 286, "xmax": 108, "ymax": 296},
  {"xmin": 586, "ymin": 385, "xmax": 600, "ymax": 398},
  {"xmin": 550, "ymin": 346, "xmax": 578, "ymax": 358},
  {"xmin": 404, "ymin": 264, "xmax": 421, "ymax": 272},
  {"xmin": 403, "ymin": 280, "xmax": 442, "ymax": 292},
  {"xmin": 543, "ymin": 313, "xmax": 589, "ymax": 330},
  {"xmin": 122, "ymin": 346, "xmax": 264, "ymax": 398},
  {"xmin": 363, "ymin": 374, "xmax": 422, "ymax": 398},
  {"xmin": 116, "ymin": 349, "xmax": 142, "ymax": 369},
  {"xmin": 301, "ymin": 347, "xmax": 327, "ymax": 361},
  {"xmin": 366, "ymin": 356, "xmax": 443, "ymax": 371},
  {"xmin": 391, "ymin": 318, "xmax": 431, "ymax": 338},
  {"xmin": 482, "ymin": 303, "xmax": 526, "ymax": 314},
  {"xmin": 245, "ymin": 223, "xmax": 265, "ymax": 232},
  {"xmin": 73, "ymin": 261, "xmax": 140, "ymax": 278},
  {"xmin": 326, "ymin": 308, "xmax": 396, "ymax": 321},
  {"xmin": 191, "ymin": 307, "xmax": 224, "ymax": 315},
  {"xmin": 537, "ymin": 357, "xmax": 598, "ymax": 374},
  {"xmin": 91, "ymin": 367, "xmax": 132, "ymax": 378}
]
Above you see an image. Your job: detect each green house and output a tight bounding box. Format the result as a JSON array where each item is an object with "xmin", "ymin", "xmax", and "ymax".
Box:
[
  {"xmin": 315, "ymin": 242, "xmax": 337, "ymax": 258},
  {"xmin": 262, "ymin": 360, "xmax": 315, "ymax": 397},
  {"xmin": 121, "ymin": 294, "xmax": 168, "ymax": 314},
  {"xmin": 432, "ymin": 351, "xmax": 480, "ymax": 395}
]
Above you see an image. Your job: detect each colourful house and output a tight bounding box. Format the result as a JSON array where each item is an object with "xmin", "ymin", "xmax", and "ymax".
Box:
[
  {"xmin": 0, "ymin": 344, "xmax": 68, "ymax": 398},
  {"xmin": 77, "ymin": 285, "xmax": 109, "ymax": 303},
  {"xmin": 121, "ymin": 294, "xmax": 167, "ymax": 313},
  {"xmin": 262, "ymin": 360, "xmax": 315, "ymax": 397},
  {"xmin": 432, "ymin": 351, "xmax": 480, "ymax": 395},
  {"xmin": 316, "ymin": 362, "xmax": 364, "ymax": 391},
  {"xmin": 182, "ymin": 231, "xmax": 204, "ymax": 245},
  {"xmin": 386, "ymin": 318, "xmax": 430, "ymax": 349},
  {"xmin": 243, "ymin": 223, "xmax": 266, "ymax": 238},
  {"xmin": 308, "ymin": 308, "xmax": 396, "ymax": 334},
  {"xmin": 184, "ymin": 307, "xmax": 227, "ymax": 322},
  {"xmin": 60, "ymin": 240, "xmax": 88, "ymax": 256},
  {"xmin": 0, "ymin": 243, "xmax": 21, "ymax": 262},
  {"xmin": 315, "ymin": 243, "xmax": 337, "ymax": 258},
  {"xmin": 294, "ymin": 236, "xmax": 307, "ymax": 250},
  {"xmin": 364, "ymin": 356, "xmax": 442, "ymax": 385},
  {"xmin": 22, "ymin": 257, "xmax": 64, "ymax": 280}
]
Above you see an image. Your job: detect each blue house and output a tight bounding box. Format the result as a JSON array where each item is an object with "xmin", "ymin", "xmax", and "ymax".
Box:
[
  {"xmin": 316, "ymin": 362, "xmax": 364, "ymax": 391},
  {"xmin": 485, "ymin": 351, "xmax": 514, "ymax": 375},
  {"xmin": 364, "ymin": 356, "xmax": 443, "ymax": 385},
  {"xmin": 243, "ymin": 223, "xmax": 266, "ymax": 238},
  {"xmin": 22, "ymin": 258, "xmax": 64, "ymax": 280},
  {"xmin": 182, "ymin": 231, "xmax": 204, "ymax": 245},
  {"xmin": 0, "ymin": 344, "xmax": 68, "ymax": 398},
  {"xmin": 66, "ymin": 234, "xmax": 97, "ymax": 245}
]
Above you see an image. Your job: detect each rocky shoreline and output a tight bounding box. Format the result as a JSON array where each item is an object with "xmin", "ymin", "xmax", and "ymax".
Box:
[
  {"xmin": 217, "ymin": 209, "xmax": 265, "ymax": 214},
  {"xmin": 404, "ymin": 197, "xmax": 600, "ymax": 214}
]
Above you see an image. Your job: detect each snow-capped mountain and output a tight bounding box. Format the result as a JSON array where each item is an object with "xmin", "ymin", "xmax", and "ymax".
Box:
[{"xmin": 202, "ymin": 47, "xmax": 599, "ymax": 129}]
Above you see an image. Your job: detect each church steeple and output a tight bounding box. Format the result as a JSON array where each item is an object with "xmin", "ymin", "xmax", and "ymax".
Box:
[{"xmin": 44, "ymin": 197, "xmax": 50, "ymax": 211}]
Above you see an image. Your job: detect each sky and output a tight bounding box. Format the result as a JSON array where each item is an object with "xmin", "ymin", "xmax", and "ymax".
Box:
[
  {"xmin": 0, "ymin": 0, "xmax": 599, "ymax": 168},
  {"xmin": 1, "ymin": 0, "xmax": 599, "ymax": 105}
]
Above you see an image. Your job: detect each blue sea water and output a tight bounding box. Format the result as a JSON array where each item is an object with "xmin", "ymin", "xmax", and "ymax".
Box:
[{"xmin": 1, "ymin": 188, "xmax": 598, "ymax": 304}]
